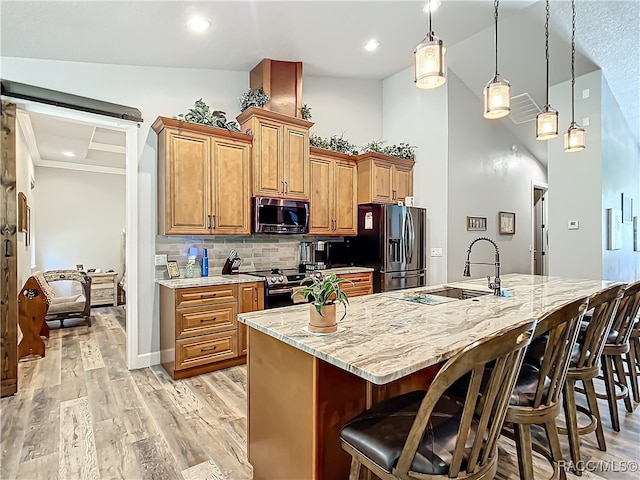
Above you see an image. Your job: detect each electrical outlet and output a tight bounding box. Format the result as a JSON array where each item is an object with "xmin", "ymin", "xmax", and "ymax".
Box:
[
  {"xmin": 430, "ymin": 248, "xmax": 443, "ymax": 257},
  {"xmin": 154, "ymin": 254, "xmax": 168, "ymax": 266}
]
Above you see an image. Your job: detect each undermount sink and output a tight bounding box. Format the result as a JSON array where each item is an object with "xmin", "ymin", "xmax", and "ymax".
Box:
[{"xmin": 419, "ymin": 287, "xmax": 492, "ymax": 300}]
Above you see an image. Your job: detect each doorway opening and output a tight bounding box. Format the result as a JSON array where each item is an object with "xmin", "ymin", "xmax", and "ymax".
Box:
[
  {"xmin": 6, "ymin": 98, "xmax": 138, "ymax": 369},
  {"xmin": 532, "ymin": 183, "xmax": 548, "ymax": 276}
]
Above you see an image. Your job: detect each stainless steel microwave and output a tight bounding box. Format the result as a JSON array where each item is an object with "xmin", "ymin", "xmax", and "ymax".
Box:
[{"xmin": 253, "ymin": 197, "xmax": 310, "ymax": 234}]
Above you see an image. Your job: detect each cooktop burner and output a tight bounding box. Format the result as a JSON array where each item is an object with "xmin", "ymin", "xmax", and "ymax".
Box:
[{"xmin": 247, "ymin": 268, "xmax": 310, "ymax": 287}]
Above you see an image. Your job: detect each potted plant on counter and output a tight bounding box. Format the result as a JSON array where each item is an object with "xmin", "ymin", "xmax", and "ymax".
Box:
[{"xmin": 297, "ymin": 274, "xmax": 350, "ymax": 333}]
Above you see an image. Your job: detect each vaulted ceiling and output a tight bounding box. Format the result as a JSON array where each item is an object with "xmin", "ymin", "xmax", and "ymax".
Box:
[{"xmin": 2, "ymin": 1, "xmax": 638, "ymax": 168}]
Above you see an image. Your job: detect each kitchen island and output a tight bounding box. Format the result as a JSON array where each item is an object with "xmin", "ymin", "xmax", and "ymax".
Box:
[{"xmin": 238, "ymin": 274, "xmax": 610, "ymax": 480}]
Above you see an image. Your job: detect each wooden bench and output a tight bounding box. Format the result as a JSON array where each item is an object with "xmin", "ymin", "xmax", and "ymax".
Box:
[{"xmin": 18, "ymin": 274, "xmax": 52, "ymax": 359}]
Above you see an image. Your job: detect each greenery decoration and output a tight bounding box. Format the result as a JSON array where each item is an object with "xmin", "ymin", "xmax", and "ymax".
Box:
[
  {"xmin": 175, "ymin": 99, "xmax": 240, "ymax": 131},
  {"xmin": 296, "ymin": 273, "xmax": 350, "ymax": 320},
  {"xmin": 301, "ymin": 104, "xmax": 312, "ymax": 120},
  {"xmin": 310, "ymin": 132, "xmax": 359, "ymax": 156},
  {"xmin": 362, "ymin": 140, "xmax": 416, "ymax": 161},
  {"xmin": 239, "ymin": 87, "xmax": 270, "ymax": 112}
]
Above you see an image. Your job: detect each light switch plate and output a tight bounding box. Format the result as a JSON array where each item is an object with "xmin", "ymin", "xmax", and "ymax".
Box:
[
  {"xmin": 568, "ymin": 220, "xmax": 579, "ymax": 230},
  {"xmin": 155, "ymin": 254, "xmax": 168, "ymax": 266},
  {"xmin": 430, "ymin": 248, "xmax": 443, "ymax": 257}
]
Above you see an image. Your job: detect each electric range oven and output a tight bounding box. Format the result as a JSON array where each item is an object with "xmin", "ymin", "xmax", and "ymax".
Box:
[{"xmin": 246, "ymin": 268, "xmax": 318, "ymax": 309}]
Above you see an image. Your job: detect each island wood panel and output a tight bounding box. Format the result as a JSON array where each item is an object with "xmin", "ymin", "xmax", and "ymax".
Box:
[
  {"xmin": 212, "ymin": 138, "xmax": 251, "ymax": 234},
  {"xmin": 248, "ymin": 329, "xmax": 317, "ymax": 480},
  {"xmin": 165, "ymin": 129, "xmax": 211, "ymax": 234},
  {"xmin": 283, "ymin": 125, "xmax": 309, "ymax": 199},
  {"xmin": 309, "ymin": 156, "xmax": 332, "ymax": 233},
  {"xmin": 247, "ymin": 326, "xmax": 442, "ymax": 480}
]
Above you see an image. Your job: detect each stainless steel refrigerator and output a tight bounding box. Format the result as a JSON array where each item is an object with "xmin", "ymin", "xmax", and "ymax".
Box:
[{"xmin": 354, "ymin": 204, "xmax": 427, "ymax": 293}]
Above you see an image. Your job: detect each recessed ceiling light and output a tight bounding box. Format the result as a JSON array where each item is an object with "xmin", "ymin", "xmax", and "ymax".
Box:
[
  {"xmin": 364, "ymin": 39, "xmax": 380, "ymax": 52},
  {"xmin": 187, "ymin": 16, "xmax": 210, "ymax": 33},
  {"xmin": 61, "ymin": 151, "xmax": 75, "ymax": 157},
  {"xmin": 423, "ymin": 0, "xmax": 441, "ymax": 13}
]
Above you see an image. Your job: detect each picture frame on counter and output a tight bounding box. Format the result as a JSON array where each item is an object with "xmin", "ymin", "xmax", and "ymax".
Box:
[
  {"xmin": 466, "ymin": 216, "xmax": 487, "ymax": 231},
  {"xmin": 499, "ymin": 211, "xmax": 516, "ymax": 235},
  {"xmin": 166, "ymin": 260, "xmax": 181, "ymax": 279}
]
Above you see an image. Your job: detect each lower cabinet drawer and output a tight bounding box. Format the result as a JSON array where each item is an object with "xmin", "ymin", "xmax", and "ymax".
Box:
[
  {"xmin": 175, "ymin": 331, "xmax": 238, "ymax": 370},
  {"xmin": 342, "ymin": 286, "xmax": 373, "ymax": 298},
  {"xmin": 176, "ymin": 303, "xmax": 237, "ymax": 339},
  {"xmin": 176, "ymin": 285, "xmax": 237, "ymax": 308}
]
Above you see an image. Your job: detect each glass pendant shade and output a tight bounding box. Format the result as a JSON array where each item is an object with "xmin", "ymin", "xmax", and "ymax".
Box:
[
  {"xmin": 415, "ymin": 35, "xmax": 446, "ymax": 89},
  {"xmin": 483, "ymin": 77, "xmax": 511, "ymax": 119},
  {"xmin": 564, "ymin": 124, "xmax": 586, "ymax": 152},
  {"xmin": 535, "ymin": 109, "xmax": 558, "ymax": 140}
]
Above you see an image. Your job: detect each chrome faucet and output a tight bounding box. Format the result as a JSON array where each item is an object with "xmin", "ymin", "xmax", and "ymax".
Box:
[{"xmin": 463, "ymin": 237, "xmax": 501, "ymax": 296}]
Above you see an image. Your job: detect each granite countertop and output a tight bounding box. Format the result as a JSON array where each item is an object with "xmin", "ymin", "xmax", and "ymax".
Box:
[
  {"xmin": 238, "ymin": 274, "xmax": 611, "ymax": 385},
  {"xmin": 156, "ymin": 274, "xmax": 262, "ymax": 288}
]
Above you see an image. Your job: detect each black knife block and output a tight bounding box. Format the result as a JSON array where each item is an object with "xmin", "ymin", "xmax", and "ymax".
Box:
[{"xmin": 222, "ymin": 257, "xmax": 240, "ymax": 275}]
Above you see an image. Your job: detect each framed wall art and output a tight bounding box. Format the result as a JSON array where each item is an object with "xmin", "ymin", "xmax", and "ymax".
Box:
[
  {"xmin": 498, "ymin": 211, "xmax": 515, "ymax": 235},
  {"xmin": 622, "ymin": 193, "xmax": 633, "ymax": 223},
  {"xmin": 18, "ymin": 192, "xmax": 27, "ymax": 231},
  {"xmin": 634, "ymin": 216, "xmax": 639, "ymax": 252},
  {"xmin": 607, "ymin": 208, "xmax": 622, "ymax": 250},
  {"xmin": 466, "ymin": 216, "xmax": 487, "ymax": 231}
]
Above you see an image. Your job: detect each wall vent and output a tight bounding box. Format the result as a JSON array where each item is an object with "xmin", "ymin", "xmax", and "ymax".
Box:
[{"xmin": 509, "ymin": 93, "xmax": 542, "ymax": 125}]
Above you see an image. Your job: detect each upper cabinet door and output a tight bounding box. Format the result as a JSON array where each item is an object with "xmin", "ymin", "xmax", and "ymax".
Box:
[
  {"xmin": 283, "ymin": 126, "xmax": 309, "ymax": 199},
  {"xmin": 212, "ymin": 139, "xmax": 251, "ymax": 235},
  {"xmin": 393, "ymin": 164, "xmax": 414, "ymax": 203},
  {"xmin": 309, "ymin": 156, "xmax": 332, "ymax": 234},
  {"xmin": 370, "ymin": 160, "xmax": 394, "ymax": 204},
  {"xmin": 163, "ymin": 129, "xmax": 211, "ymax": 235},
  {"xmin": 333, "ymin": 160, "xmax": 357, "ymax": 235},
  {"xmin": 254, "ymin": 119, "xmax": 283, "ymax": 197}
]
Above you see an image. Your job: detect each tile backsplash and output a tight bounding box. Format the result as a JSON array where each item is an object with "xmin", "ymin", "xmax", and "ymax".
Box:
[{"xmin": 155, "ymin": 234, "xmax": 340, "ymax": 279}]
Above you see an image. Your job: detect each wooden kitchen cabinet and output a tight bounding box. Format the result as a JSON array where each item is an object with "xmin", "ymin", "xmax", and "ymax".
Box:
[
  {"xmin": 309, "ymin": 147, "xmax": 357, "ymax": 236},
  {"xmin": 238, "ymin": 282, "xmax": 265, "ymax": 355},
  {"xmin": 236, "ymin": 107, "xmax": 313, "ymax": 200},
  {"xmin": 336, "ymin": 272, "xmax": 373, "ymax": 298},
  {"xmin": 356, "ymin": 152, "xmax": 414, "ymax": 205},
  {"xmin": 160, "ymin": 282, "xmax": 264, "ymax": 379},
  {"xmin": 152, "ymin": 117, "xmax": 252, "ymax": 235}
]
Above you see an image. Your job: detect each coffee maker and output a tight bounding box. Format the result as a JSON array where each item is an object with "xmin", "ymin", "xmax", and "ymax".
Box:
[{"xmin": 298, "ymin": 241, "xmax": 328, "ymax": 272}]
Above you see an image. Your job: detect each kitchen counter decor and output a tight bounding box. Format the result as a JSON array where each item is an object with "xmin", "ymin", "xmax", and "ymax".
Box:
[{"xmin": 297, "ymin": 273, "xmax": 350, "ymax": 333}]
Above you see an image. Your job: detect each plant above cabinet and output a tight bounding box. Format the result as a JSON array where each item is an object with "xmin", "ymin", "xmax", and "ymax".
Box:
[
  {"xmin": 239, "ymin": 87, "xmax": 270, "ymax": 112},
  {"xmin": 175, "ymin": 99, "xmax": 240, "ymax": 132},
  {"xmin": 309, "ymin": 132, "xmax": 359, "ymax": 156},
  {"xmin": 361, "ymin": 140, "xmax": 416, "ymax": 161}
]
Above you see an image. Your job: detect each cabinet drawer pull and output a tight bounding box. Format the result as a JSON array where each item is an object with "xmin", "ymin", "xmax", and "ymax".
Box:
[
  {"xmin": 212, "ymin": 215, "xmax": 216, "ymax": 229},
  {"xmin": 207, "ymin": 214, "xmax": 212, "ymax": 229},
  {"xmin": 200, "ymin": 317, "xmax": 216, "ymax": 323},
  {"xmin": 200, "ymin": 346, "xmax": 217, "ymax": 353},
  {"xmin": 200, "ymin": 293, "xmax": 216, "ymax": 298},
  {"xmin": 284, "ymin": 181, "xmax": 288, "ymax": 193}
]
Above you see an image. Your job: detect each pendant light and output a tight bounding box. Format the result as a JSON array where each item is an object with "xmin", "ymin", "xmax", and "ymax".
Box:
[
  {"xmin": 414, "ymin": 0, "xmax": 446, "ymax": 89},
  {"xmin": 536, "ymin": 0, "xmax": 558, "ymax": 140},
  {"xmin": 484, "ymin": 0, "xmax": 510, "ymax": 119},
  {"xmin": 564, "ymin": 0, "xmax": 586, "ymax": 152}
]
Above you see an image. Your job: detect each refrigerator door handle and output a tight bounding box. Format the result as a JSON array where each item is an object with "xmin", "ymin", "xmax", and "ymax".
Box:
[
  {"xmin": 401, "ymin": 210, "xmax": 408, "ymax": 264},
  {"xmin": 407, "ymin": 209, "xmax": 415, "ymax": 264},
  {"xmin": 390, "ymin": 272, "xmax": 426, "ymax": 280}
]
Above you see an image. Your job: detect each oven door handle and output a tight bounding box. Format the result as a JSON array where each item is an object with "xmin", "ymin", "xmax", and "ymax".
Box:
[{"xmin": 267, "ymin": 288, "xmax": 294, "ymax": 296}]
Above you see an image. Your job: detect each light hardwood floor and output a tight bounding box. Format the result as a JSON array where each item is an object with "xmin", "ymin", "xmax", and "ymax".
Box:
[{"xmin": 2, "ymin": 309, "xmax": 639, "ymax": 480}]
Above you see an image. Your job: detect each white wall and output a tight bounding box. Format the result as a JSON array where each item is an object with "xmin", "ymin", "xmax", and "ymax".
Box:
[
  {"xmin": 446, "ymin": 70, "xmax": 547, "ymax": 283},
  {"xmin": 34, "ymin": 167, "xmax": 125, "ymax": 295},
  {"xmin": 304, "ymin": 76, "xmax": 382, "ymax": 146},
  {"xmin": 548, "ymin": 70, "xmax": 603, "ymax": 280},
  {"xmin": 601, "ymin": 77, "xmax": 640, "ymax": 282},
  {"xmin": 15, "ymin": 120, "xmax": 35, "ymax": 288},
  {"xmin": 1, "ymin": 56, "xmax": 384, "ymax": 366},
  {"xmin": 382, "ymin": 66, "xmax": 449, "ymax": 285}
]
